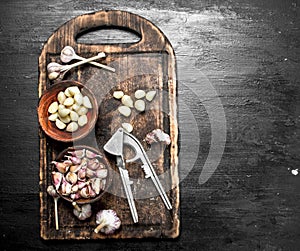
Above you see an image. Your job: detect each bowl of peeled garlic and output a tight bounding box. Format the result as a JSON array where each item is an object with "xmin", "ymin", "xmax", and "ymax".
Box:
[
  {"xmin": 51, "ymin": 145, "xmax": 112, "ymax": 204},
  {"xmin": 38, "ymin": 80, "xmax": 98, "ymax": 142}
]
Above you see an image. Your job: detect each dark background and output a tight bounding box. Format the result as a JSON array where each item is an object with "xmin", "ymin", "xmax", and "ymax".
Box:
[{"xmin": 0, "ymin": 0, "xmax": 300, "ymax": 250}]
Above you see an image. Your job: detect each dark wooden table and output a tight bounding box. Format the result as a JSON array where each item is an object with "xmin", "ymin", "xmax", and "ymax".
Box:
[{"xmin": 0, "ymin": 0, "xmax": 299, "ymax": 250}]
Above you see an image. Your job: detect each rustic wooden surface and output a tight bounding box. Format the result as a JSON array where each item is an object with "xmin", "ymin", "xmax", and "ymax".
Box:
[
  {"xmin": 38, "ymin": 10, "xmax": 179, "ymax": 240},
  {"xmin": 0, "ymin": 0, "xmax": 300, "ymax": 250}
]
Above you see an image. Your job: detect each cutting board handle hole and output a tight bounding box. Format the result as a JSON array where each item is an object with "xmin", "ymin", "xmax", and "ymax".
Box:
[{"xmin": 75, "ymin": 26, "xmax": 141, "ymax": 45}]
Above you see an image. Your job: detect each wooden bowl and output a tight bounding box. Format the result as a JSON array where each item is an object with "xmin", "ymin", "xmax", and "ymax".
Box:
[
  {"xmin": 38, "ymin": 80, "xmax": 98, "ymax": 142},
  {"xmin": 52, "ymin": 145, "xmax": 112, "ymax": 205}
]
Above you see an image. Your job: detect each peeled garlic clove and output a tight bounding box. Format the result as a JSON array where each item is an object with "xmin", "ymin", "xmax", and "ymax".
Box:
[
  {"xmin": 64, "ymin": 87, "xmax": 72, "ymax": 97},
  {"xmin": 74, "ymin": 92, "xmax": 83, "ymax": 106},
  {"xmin": 48, "ymin": 113, "xmax": 58, "ymax": 122},
  {"xmin": 77, "ymin": 106, "xmax": 88, "ymax": 116},
  {"xmin": 118, "ymin": 106, "xmax": 131, "ymax": 117},
  {"xmin": 58, "ymin": 104, "xmax": 65, "ymax": 110},
  {"xmin": 57, "ymin": 91, "xmax": 66, "ymax": 104},
  {"xmin": 135, "ymin": 90, "xmax": 146, "ymax": 99},
  {"xmin": 78, "ymin": 115, "xmax": 88, "ymax": 127},
  {"xmin": 63, "ymin": 97, "xmax": 74, "ymax": 107},
  {"xmin": 113, "ymin": 91, "xmax": 124, "ymax": 99},
  {"xmin": 69, "ymin": 111, "xmax": 79, "ymax": 121},
  {"xmin": 66, "ymin": 122, "xmax": 78, "ymax": 132},
  {"xmin": 48, "ymin": 71, "xmax": 60, "ymax": 80},
  {"xmin": 134, "ymin": 100, "xmax": 145, "ymax": 112},
  {"xmin": 59, "ymin": 115, "xmax": 71, "ymax": 124},
  {"xmin": 83, "ymin": 96, "xmax": 92, "ymax": 109},
  {"xmin": 55, "ymin": 119, "xmax": 66, "ymax": 130},
  {"xmin": 146, "ymin": 90, "xmax": 156, "ymax": 101},
  {"xmin": 58, "ymin": 108, "xmax": 71, "ymax": 118},
  {"xmin": 68, "ymin": 86, "xmax": 81, "ymax": 96},
  {"xmin": 72, "ymin": 103, "xmax": 81, "ymax": 111},
  {"xmin": 122, "ymin": 123, "xmax": 133, "ymax": 133},
  {"xmin": 48, "ymin": 101, "xmax": 58, "ymax": 114},
  {"xmin": 121, "ymin": 95, "xmax": 134, "ymax": 108}
]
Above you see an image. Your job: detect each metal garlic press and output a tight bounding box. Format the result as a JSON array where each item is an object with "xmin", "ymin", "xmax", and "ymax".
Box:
[{"xmin": 103, "ymin": 128, "xmax": 172, "ymax": 223}]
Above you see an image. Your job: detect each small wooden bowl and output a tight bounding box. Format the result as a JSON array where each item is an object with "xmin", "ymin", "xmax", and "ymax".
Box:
[
  {"xmin": 38, "ymin": 80, "xmax": 98, "ymax": 142},
  {"xmin": 52, "ymin": 145, "xmax": 112, "ymax": 205}
]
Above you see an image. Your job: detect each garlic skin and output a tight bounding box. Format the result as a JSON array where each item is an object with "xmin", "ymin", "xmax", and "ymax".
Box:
[
  {"xmin": 145, "ymin": 129, "xmax": 171, "ymax": 145},
  {"xmin": 94, "ymin": 210, "xmax": 121, "ymax": 234},
  {"xmin": 73, "ymin": 203, "xmax": 92, "ymax": 221}
]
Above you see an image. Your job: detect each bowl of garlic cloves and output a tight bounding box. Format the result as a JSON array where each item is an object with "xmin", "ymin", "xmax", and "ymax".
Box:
[
  {"xmin": 51, "ymin": 145, "xmax": 112, "ymax": 204},
  {"xmin": 38, "ymin": 80, "xmax": 98, "ymax": 142}
]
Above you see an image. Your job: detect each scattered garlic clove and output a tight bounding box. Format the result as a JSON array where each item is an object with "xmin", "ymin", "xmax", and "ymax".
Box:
[
  {"xmin": 48, "ymin": 113, "xmax": 58, "ymax": 122},
  {"xmin": 59, "ymin": 115, "xmax": 71, "ymax": 124},
  {"xmin": 122, "ymin": 123, "xmax": 133, "ymax": 133},
  {"xmin": 134, "ymin": 100, "xmax": 145, "ymax": 112},
  {"xmin": 55, "ymin": 119, "xmax": 66, "ymax": 130},
  {"xmin": 121, "ymin": 95, "xmax": 134, "ymax": 108},
  {"xmin": 113, "ymin": 91, "xmax": 124, "ymax": 99},
  {"xmin": 58, "ymin": 108, "xmax": 71, "ymax": 118},
  {"xmin": 68, "ymin": 86, "xmax": 81, "ymax": 96},
  {"xmin": 66, "ymin": 122, "xmax": 78, "ymax": 132},
  {"xmin": 83, "ymin": 96, "xmax": 92, "ymax": 109},
  {"xmin": 77, "ymin": 106, "xmax": 88, "ymax": 116},
  {"xmin": 70, "ymin": 111, "xmax": 79, "ymax": 121},
  {"xmin": 146, "ymin": 90, "xmax": 156, "ymax": 101},
  {"xmin": 118, "ymin": 106, "xmax": 131, "ymax": 117},
  {"xmin": 48, "ymin": 71, "xmax": 60, "ymax": 80},
  {"xmin": 78, "ymin": 115, "xmax": 88, "ymax": 127},
  {"xmin": 57, "ymin": 91, "xmax": 66, "ymax": 104},
  {"xmin": 48, "ymin": 101, "xmax": 58, "ymax": 114},
  {"xmin": 74, "ymin": 92, "xmax": 83, "ymax": 106},
  {"xmin": 135, "ymin": 90, "xmax": 146, "ymax": 99},
  {"xmin": 63, "ymin": 97, "xmax": 74, "ymax": 107}
]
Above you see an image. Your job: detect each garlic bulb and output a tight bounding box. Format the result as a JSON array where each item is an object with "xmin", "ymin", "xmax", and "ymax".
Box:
[
  {"xmin": 94, "ymin": 209, "xmax": 121, "ymax": 234},
  {"xmin": 72, "ymin": 202, "xmax": 92, "ymax": 220}
]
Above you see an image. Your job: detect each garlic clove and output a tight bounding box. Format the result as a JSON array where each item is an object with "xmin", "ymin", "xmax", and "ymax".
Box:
[
  {"xmin": 80, "ymin": 187, "xmax": 90, "ymax": 198},
  {"xmin": 48, "ymin": 101, "xmax": 58, "ymax": 114},
  {"xmin": 66, "ymin": 122, "xmax": 79, "ymax": 132},
  {"xmin": 71, "ymin": 184, "xmax": 79, "ymax": 193},
  {"xmin": 134, "ymin": 90, "xmax": 146, "ymax": 99},
  {"xmin": 51, "ymin": 161, "xmax": 70, "ymax": 174},
  {"xmin": 72, "ymin": 103, "xmax": 81, "ymax": 111},
  {"xmin": 113, "ymin": 91, "xmax": 124, "ymax": 99},
  {"xmin": 59, "ymin": 115, "xmax": 71, "ymax": 124},
  {"xmin": 57, "ymin": 91, "xmax": 66, "ymax": 104},
  {"xmin": 83, "ymin": 96, "xmax": 92, "ymax": 109},
  {"xmin": 134, "ymin": 100, "xmax": 145, "ymax": 112},
  {"xmin": 118, "ymin": 106, "xmax": 131, "ymax": 117},
  {"xmin": 78, "ymin": 115, "xmax": 88, "ymax": 127},
  {"xmin": 121, "ymin": 95, "xmax": 134, "ymax": 108},
  {"xmin": 96, "ymin": 169, "xmax": 108, "ymax": 179},
  {"xmin": 58, "ymin": 108, "xmax": 71, "ymax": 118},
  {"xmin": 69, "ymin": 164, "xmax": 81, "ymax": 173},
  {"xmin": 66, "ymin": 172, "xmax": 78, "ymax": 185},
  {"xmin": 48, "ymin": 71, "xmax": 60, "ymax": 80},
  {"xmin": 86, "ymin": 150, "xmax": 102, "ymax": 159},
  {"xmin": 74, "ymin": 92, "xmax": 83, "ymax": 106},
  {"xmin": 68, "ymin": 86, "xmax": 81, "ymax": 96},
  {"xmin": 86, "ymin": 168, "xmax": 96, "ymax": 178},
  {"xmin": 90, "ymin": 178, "xmax": 101, "ymax": 195},
  {"xmin": 146, "ymin": 90, "xmax": 157, "ymax": 101},
  {"xmin": 70, "ymin": 111, "xmax": 79, "ymax": 122},
  {"xmin": 77, "ymin": 106, "xmax": 88, "ymax": 116},
  {"xmin": 51, "ymin": 171, "xmax": 63, "ymax": 190},
  {"xmin": 63, "ymin": 97, "xmax": 74, "ymax": 107},
  {"xmin": 55, "ymin": 119, "xmax": 66, "ymax": 130},
  {"xmin": 48, "ymin": 113, "xmax": 58, "ymax": 122},
  {"xmin": 64, "ymin": 87, "xmax": 72, "ymax": 97},
  {"xmin": 122, "ymin": 122, "xmax": 133, "ymax": 133}
]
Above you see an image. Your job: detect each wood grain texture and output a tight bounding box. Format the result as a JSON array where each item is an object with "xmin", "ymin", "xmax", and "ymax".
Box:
[
  {"xmin": 38, "ymin": 10, "xmax": 179, "ymax": 240},
  {"xmin": 0, "ymin": 0, "xmax": 300, "ymax": 250}
]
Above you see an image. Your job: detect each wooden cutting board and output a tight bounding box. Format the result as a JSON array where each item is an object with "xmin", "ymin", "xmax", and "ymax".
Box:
[{"xmin": 38, "ymin": 10, "xmax": 179, "ymax": 240}]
